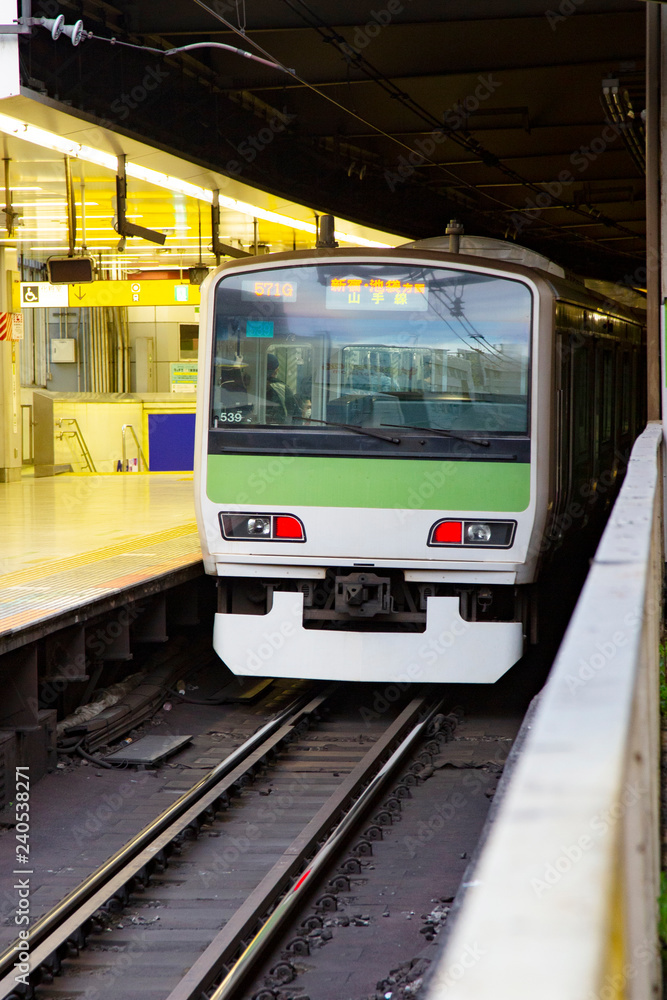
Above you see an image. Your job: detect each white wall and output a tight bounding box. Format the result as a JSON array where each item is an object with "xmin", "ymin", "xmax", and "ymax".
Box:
[{"xmin": 127, "ymin": 304, "xmax": 198, "ymax": 392}]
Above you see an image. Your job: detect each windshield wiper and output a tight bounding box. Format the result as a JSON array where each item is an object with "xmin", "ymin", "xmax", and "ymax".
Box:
[
  {"xmin": 380, "ymin": 422, "xmax": 489, "ymax": 447},
  {"xmin": 304, "ymin": 417, "xmax": 401, "ymax": 444}
]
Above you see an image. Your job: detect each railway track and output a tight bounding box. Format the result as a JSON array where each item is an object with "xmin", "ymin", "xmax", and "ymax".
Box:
[{"xmin": 1, "ymin": 683, "xmax": 520, "ymax": 1000}]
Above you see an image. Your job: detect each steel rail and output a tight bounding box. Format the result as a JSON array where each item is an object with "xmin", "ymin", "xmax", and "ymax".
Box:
[
  {"xmin": 166, "ymin": 692, "xmax": 445, "ymax": 1000},
  {"xmin": 0, "ymin": 687, "xmax": 330, "ymax": 997}
]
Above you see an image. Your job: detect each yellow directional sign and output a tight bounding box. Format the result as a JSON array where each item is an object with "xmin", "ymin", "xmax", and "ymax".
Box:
[{"xmin": 66, "ymin": 280, "xmax": 201, "ymax": 307}]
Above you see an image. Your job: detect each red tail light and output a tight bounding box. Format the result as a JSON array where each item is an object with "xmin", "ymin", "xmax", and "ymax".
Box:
[
  {"xmin": 433, "ymin": 520, "xmax": 463, "ymax": 544},
  {"xmin": 274, "ymin": 515, "xmax": 304, "ymax": 539}
]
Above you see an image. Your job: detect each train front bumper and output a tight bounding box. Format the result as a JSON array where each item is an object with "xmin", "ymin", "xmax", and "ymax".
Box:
[{"xmin": 213, "ymin": 592, "xmax": 525, "ymax": 684}]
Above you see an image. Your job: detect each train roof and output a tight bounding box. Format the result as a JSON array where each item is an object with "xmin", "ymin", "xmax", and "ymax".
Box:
[
  {"xmin": 400, "ymin": 235, "xmax": 566, "ymax": 277},
  {"xmin": 402, "ymin": 235, "xmax": 645, "ymax": 322}
]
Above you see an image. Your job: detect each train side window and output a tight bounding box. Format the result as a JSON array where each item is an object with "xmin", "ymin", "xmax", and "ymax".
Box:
[
  {"xmin": 601, "ymin": 349, "xmax": 613, "ymax": 443},
  {"xmin": 621, "ymin": 353, "xmax": 631, "ymax": 434},
  {"xmin": 555, "ymin": 332, "xmax": 572, "ymax": 506},
  {"xmin": 630, "ymin": 352, "xmax": 639, "ymax": 436},
  {"xmin": 572, "ymin": 342, "xmax": 590, "ymax": 459}
]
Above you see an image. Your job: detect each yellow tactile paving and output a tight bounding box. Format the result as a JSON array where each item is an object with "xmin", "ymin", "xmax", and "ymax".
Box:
[
  {"xmin": 0, "ymin": 521, "xmax": 198, "ymax": 589},
  {"xmin": 0, "ymin": 474, "xmax": 203, "ymax": 639}
]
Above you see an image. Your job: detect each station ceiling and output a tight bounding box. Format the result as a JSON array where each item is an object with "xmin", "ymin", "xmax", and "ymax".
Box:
[{"xmin": 0, "ymin": 0, "xmax": 648, "ymax": 281}]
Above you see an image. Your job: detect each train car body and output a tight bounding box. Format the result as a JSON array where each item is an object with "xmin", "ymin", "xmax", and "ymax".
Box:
[{"xmin": 194, "ymin": 237, "xmax": 644, "ymax": 684}]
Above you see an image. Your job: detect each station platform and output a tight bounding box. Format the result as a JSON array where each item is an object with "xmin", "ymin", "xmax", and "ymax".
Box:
[{"xmin": 0, "ymin": 473, "xmax": 202, "ymax": 646}]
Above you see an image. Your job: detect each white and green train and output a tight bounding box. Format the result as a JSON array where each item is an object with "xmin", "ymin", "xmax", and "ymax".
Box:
[{"xmin": 194, "ymin": 234, "xmax": 644, "ymax": 683}]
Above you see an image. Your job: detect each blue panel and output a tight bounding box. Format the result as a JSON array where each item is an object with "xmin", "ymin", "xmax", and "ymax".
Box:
[
  {"xmin": 246, "ymin": 319, "xmax": 274, "ymax": 338},
  {"xmin": 148, "ymin": 413, "xmax": 196, "ymax": 471}
]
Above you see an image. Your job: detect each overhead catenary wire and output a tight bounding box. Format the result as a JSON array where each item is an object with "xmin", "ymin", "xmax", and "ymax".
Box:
[
  {"xmin": 200, "ymin": 0, "xmax": 642, "ymax": 260},
  {"xmin": 86, "ymin": 34, "xmax": 293, "ymax": 73},
  {"xmin": 189, "ymin": 0, "xmax": 532, "ymax": 204},
  {"xmin": 89, "ymin": 2, "xmax": 643, "ymax": 262},
  {"xmin": 272, "ymin": 0, "xmax": 643, "ymax": 257}
]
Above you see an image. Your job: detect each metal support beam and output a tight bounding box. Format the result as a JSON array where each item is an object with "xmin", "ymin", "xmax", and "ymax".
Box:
[
  {"xmin": 0, "ymin": 0, "xmax": 31, "ymax": 34},
  {"xmin": 115, "ymin": 154, "xmax": 166, "ymax": 247},
  {"xmin": 225, "ymin": 56, "xmax": 645, "ymax": 94},
  {"xmin": 211, "ymin": 189, "xmax": 251, "ymax": 259}
]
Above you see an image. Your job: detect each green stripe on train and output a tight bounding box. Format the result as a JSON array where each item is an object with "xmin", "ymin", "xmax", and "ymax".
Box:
[{"xmin": 207, "ymin": 454, "xmax": 531, "ymax": 511}]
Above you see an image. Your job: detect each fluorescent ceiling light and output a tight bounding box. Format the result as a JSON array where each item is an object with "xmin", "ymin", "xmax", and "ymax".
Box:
[
  {"xmin": 25, "ymin": 227, "xmax": 115, "ymax": 233},
  {"xmin": 0, "ymin": 114, "xmax": 119, "ymax": 171},
  {"xmin": 19, "ymin": 202, "xmax": 100, "ymax": 209},
  {"xmin": 125, "ymin": 163, "xmax": 213, "ymax": 203},
  {"xmin": 0, "ymin": 112, "xmax": 393, "ymax": 249}
]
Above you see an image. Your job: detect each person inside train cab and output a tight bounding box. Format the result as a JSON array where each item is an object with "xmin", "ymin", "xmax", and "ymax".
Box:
[{"xmin": 265, "ymin": 352, "xmax": 301, "ymax": 424}]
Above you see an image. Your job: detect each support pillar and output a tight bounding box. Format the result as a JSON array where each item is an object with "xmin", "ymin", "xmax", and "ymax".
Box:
[
  {"xmin": 0, "ymin": 1, "xmax": 22, "ymax": 480},
  {"xmin": 0, "ymin": 248, "xmax": 21, "ymax": 481}
]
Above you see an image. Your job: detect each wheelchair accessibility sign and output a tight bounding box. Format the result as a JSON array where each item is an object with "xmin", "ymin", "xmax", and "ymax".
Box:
[{"xmin": 20, "ymin": 283, "xmax": 68, "ymax": 308}]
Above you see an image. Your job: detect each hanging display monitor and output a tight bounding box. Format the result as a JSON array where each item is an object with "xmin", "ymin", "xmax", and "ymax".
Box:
[{"xmin": 47, "ymin": 256, "xmax": 95, "ymax": 284}]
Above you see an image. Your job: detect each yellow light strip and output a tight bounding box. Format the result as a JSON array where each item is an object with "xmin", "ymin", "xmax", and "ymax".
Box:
[
  {"xmin": 126, "ymin": 163, "xmax": 213, "ymax": 204},
  {"xmin": 0, "ymin": 112, "xmax": 394, "ymax": 249}
]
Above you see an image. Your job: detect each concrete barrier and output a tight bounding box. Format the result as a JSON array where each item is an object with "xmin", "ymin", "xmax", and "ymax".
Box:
[{"xmin": 427, "ymin": 422, "xmax": 663, "ymax": 1000}]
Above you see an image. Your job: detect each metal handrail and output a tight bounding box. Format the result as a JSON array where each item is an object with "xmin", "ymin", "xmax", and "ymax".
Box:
[
  {"xmin": 56, "ymin": 417, "xmax": 97, "ymax": 473},
  {"xmin": 121, "ymin": 423, "xmax": 149, "ymax": 471}
]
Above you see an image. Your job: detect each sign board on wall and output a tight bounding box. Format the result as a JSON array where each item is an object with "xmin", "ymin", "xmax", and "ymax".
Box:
[
  {"xmin": 10, "ymin": 313, "xmax": 23, "ymax": 340},
  {"xmin": 20, "ymin": 284, "xmax": 68, "ymax": 308},
  {"xmin": 0, "ymin": 313, "xmax": 23, "ymax": 341},
  {"xmin": 170, "ymin": 362, "xmax": 198, "ymax": 393},
  {"xmin": 20, "ymin": 280, "xmax": 201, "ymax": 308}
]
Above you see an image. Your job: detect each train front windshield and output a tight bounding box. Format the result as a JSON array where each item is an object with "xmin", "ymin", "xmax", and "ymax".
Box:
[{"xmin": 210, "ymin": 262, "xmax": 532, "ymax": 438}]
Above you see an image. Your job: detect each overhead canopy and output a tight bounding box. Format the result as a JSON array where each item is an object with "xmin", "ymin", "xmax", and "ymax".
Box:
[{"xmin": 0, "ymin": 0, "xmax": 646, "ymax": 280}]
